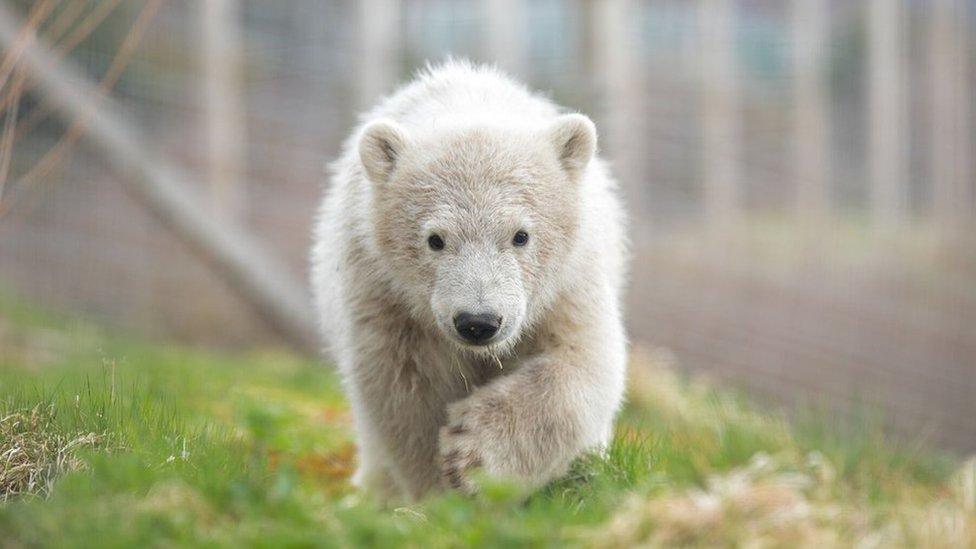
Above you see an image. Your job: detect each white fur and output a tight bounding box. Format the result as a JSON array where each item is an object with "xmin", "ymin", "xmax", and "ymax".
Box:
[{"xmin": 311, "ymin": 60, "xmax": 628, "ymax": 500}]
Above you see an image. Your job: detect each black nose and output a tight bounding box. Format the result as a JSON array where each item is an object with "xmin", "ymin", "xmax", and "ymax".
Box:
[{"xmin": 453, "ymin": 312, "xmax": 502, "ymax": 344}]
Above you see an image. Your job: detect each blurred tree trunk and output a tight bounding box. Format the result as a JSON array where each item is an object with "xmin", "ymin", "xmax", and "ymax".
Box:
[
  {"xmin": 358, "ymin": 0, "xmax": 400, "ymax": 109},
  {"xmin": 929, "ymin": 0, "xmax": 972, "ymax": 237},
  {"xmin": 868, "ymin": 0, "xmax": 907, "ymax": 232},
  {"xmin": 793, "ymin": 0, "xmax": 831, "ymax": 232},
  {"xmin": 587, "ymin": 0, "xmax": 648, "ymax": 235},
  {"xmin": 485, "ymin": 0, "xmax": 526, "ymax": 78},
  {"xmin": 202, "ymin": 0, "xmax": 245, "ymax": 223},
  {"xmin": 699, "ymin": 0, "xmax": 741, "ymax": 235}
]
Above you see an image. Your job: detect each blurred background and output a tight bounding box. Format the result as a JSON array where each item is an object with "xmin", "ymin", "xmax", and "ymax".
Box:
[{"xmin": 0, "ymin": 1, "xmax": 973, "ymax": 452}]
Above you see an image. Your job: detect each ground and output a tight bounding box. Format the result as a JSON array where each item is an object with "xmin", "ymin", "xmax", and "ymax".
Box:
[{"xmin": 0, "ymin": 294, "xmax": 974, "ymax": 547}]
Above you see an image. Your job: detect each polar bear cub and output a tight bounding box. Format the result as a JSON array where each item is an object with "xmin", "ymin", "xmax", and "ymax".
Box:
[{"xmin": 311, "ymin": 60, "xmax": 628, "ymax": 500}]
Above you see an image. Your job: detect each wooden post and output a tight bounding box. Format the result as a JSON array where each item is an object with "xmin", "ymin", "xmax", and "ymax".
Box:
[
  {"xmin": 358, "ymin": 0, "xmax": 400, "ymax": 109},
  {"xmin": 202, "ymin": 0, "xmax": 245, "ymax": 222},
  {"xmin": 0, "ymin": 4, "xmax": 318, "ymax": 353},
  {"xmin": 868, "ymin": 0, "xmax": 907, "ymax": 232},
  {"xmin": 699, "ymin": 0, "xmax": 741, "ymax": 233},
  {"xmin": 792, "ymin": 0, "xmax": 831, "ymax": 230},
  {"xmin": 929, "ymin": 0, "xmax": 972, "ymax": 234},
  {"xmin": 485, "ymin": 0, "xmax": 525, "ymax": 77}
]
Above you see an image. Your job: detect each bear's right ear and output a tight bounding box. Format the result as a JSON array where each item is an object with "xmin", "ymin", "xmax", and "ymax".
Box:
[
  {"xmin": 359, "ymin": 119, "xmax": 409, "ymax": 185},
  {"xmin": 546, "ymin": 113, "xmax": 597, "ymax": 181}
]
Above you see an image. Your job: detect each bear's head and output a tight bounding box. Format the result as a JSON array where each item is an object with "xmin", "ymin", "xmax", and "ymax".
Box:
[{"xmin": 358, "ymin": 114, "xmax": 596, "ymax": 355}]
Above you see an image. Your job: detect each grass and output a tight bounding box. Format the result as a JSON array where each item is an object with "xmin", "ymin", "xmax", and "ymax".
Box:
[{"xmin": 0, "ymin": 297, "xmax": 973, "ymax": 547}]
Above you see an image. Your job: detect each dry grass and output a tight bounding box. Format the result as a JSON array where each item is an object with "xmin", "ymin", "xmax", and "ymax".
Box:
[
  {"xmin": 0, "ymin": 404, "xmax": 110, "ymax": 501},
  {"xmin": 597, "ymin": 452, "xmax": 860, "ymax": 547},
  {"xmin": 592, "ymin": 352, "xmax": 976, "ymax": 548},
  {"xmin": 597, "ymin": 466, "xmax": 976, "ymax": 548}
]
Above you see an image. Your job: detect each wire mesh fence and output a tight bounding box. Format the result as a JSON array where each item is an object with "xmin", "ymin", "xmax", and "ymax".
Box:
[{"xmin": 1, "ymin": 0, "xmax": 974, "ymax": 450}]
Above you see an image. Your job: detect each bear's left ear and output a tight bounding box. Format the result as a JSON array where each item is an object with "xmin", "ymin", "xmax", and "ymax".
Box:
[{"xmin": 547, "ymin": 113, "xmax": 596, "ymax": 180}]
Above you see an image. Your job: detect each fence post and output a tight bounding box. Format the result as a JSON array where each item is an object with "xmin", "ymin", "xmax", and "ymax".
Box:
[
  {"xmin": 792, "ymin": 0, "xmax": 831, "ymax": 231},
  {"xmin": 868, "ymin": 0, "xmax": 907, "ymax": 232},
  {"xmin": 699, "ymin": 0, "xmax": 742, "ymax": 234},
  {"xmin": 358, "ymin": 0, "xmax": 400, "ymax": 109},
  {"xmin": 202, "ymin": 0, "xmax": 245, "ymax": 222},
  {"xmin": 929, "ymin": 0, "xmax": 972, "ymax": 235},
  {"xmin": 485, "ymin": 0, "xmax": 525, "ymax": 77}
]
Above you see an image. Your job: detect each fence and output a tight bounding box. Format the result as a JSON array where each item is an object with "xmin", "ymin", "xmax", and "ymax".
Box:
[{"xmin": 0, "ymin": 1, "xmax": 974, "ymax": 451}]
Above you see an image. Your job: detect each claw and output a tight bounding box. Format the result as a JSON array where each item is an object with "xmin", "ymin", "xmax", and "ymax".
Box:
[{"xmin": 448, "ymin": 472, "xmax": 464, "ymax": 489}]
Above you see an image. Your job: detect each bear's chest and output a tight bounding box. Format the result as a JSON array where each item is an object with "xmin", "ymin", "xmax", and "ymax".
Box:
[{"xmin": 418, "ymin": 347, "xmax": 511, "ymax": 398}]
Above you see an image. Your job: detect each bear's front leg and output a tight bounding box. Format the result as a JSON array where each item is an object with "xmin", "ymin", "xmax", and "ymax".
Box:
[
  {"xmin": 345, "ymin": 327, "xmax": 464, "ymax": 500},
  {"xmin": 438, "ymin": 342, "xmax": 625, "ymax": 492},
  {"xmin": 351, "ymin": 368, "xmax": 451, "ymax": 500}
]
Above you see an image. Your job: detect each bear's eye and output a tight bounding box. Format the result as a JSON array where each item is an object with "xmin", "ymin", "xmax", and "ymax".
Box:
[
  {"xmin": 427, "ymin": 233, "xmax": 445, "ymax": 251},
  {"xmin": 512, "ymin": 230, "xmax": 529, "ymax": 247}
]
